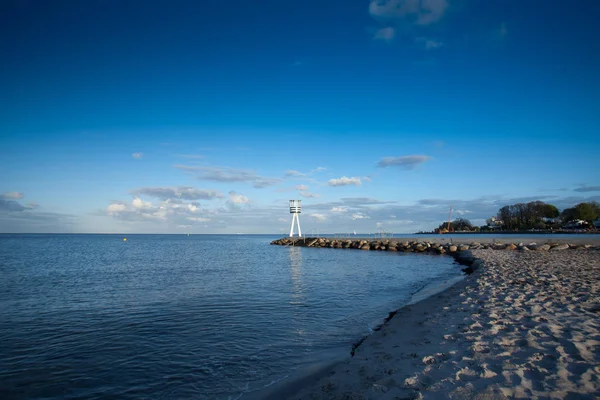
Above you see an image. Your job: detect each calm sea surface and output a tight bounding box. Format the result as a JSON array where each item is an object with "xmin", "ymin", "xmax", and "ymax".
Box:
[{"xmin": 0, "ymin": 234, "xmax": 463, "ymax": 399}]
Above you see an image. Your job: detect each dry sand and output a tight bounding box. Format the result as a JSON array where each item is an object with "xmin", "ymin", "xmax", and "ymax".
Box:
[{"xmin": 287, "ymin": 250, "xmax": 600, "ymax": 399}]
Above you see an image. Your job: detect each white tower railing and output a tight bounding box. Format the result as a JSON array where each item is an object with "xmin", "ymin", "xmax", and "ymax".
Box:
[{"xmin": 289, "ymin": 200, "xmax": 302, "ymax": 237}]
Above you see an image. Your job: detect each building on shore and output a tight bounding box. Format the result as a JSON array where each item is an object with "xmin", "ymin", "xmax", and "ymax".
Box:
[
  {"xmin": 563, "ymin": 219, "xmax": 588, "ymax": 229},
  {"xmin": 485, "ymin": 216, "xmax": 504, "ymax": 229}
]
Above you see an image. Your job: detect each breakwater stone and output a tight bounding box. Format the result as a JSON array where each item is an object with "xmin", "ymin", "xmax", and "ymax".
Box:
[
  {"xmin": 270, "ymin": 237, "xmax": 598, "ymax": 256},
  {"xmin": 270, "ymin": 237, "xmax": 599, "ymax": 275}
]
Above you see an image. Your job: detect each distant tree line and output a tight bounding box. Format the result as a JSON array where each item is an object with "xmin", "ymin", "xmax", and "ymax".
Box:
[
  {"xmin": 561, "ymin": 202, "xmax": 600, "ymax": 224},
  {"xmin": 433, "ymin": 200, "xmax": 599, "ymax": 233},
  {"xmin": 436, "ymin": 218, "xmax": 477, "ymax": 233},
  {"xmin": 498, "ymin": 200, "xmax": 600, "ymax": 230},
  {"xmin": 497, "ymin": 201, "xmax": 560, "ymax": 230}
]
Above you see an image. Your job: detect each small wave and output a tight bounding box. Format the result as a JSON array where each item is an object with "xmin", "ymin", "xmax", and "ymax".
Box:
[
  {"xmin": 408, "ymin": 275, "xmax": 465, "ymax": 305},
  {"xmin": 232, "ymin": 374, "xmax": 290, "ymax": 400},
  {"xmin": 264, "ymin": 374, "xmax": 289, "ymax": 388}
]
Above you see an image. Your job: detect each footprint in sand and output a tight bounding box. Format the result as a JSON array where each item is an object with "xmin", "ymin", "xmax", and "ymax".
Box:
[{"xmin": 455, "ymin": 366, "xmax": 480, "ymax": 381}]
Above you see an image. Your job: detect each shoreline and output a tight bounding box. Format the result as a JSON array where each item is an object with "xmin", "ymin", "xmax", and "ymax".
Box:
[
  {"xmin": 277, "ymin": 268, "xmax": 477, "ymax": 400},
  {"xmin": 280, "ymin": 248, "xmax": 600, "ymax": 399},
  {"xmin": 250, "ymin": 352, "xmax": 348, "ymax": 400},
  {"xmin": 252, "ymin": 268, "xmax": 470, "ymax": 400}
]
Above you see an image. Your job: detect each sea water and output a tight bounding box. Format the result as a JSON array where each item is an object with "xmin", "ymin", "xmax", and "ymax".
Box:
[{"xmin": 0, "ymin": 234, "xmax": 463, "ymax": 399}]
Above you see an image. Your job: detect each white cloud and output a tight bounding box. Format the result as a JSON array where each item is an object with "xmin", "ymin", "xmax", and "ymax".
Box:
[
  {"xmin": 351, "ymin": 212, "xmax": 370, "ymax": 220},
  {"xmin": 187, "ymin": 217, "xmax": 210, "ymax": 222},
  {"xmin": 311, "ymin": 213, "xmax": 327, "ymax": 222},
  {"xmin": 377, "ymin": 155, "xmax": 431, "ymax": 169},
  {"xmin": 341, "ymin": 197, "xmax": 397, "ymax": 206},
  {"xmin": 168, "ymin": 202, "xmax": 200, "ymax": 213},
  {"xmin": 131, "ymin": 186, "xmax": 223, "ymax": 201},
  {"xmin": 454, "ymin": 209, "xmax": 472, "ymax": 216},
  {"xmin": 331, "ymin": 207, "xmax": 348, "ymax": 213},
  {"xmin": 277, "ymin": 217, "xmax": 287, "ymax": 223},
  {"xmin": 300, "ymin": 191, "xmax": 320, "ymax": 198},
  {"xmin": 363, "ymin": 176, "xmax": 372, "ymax": 182},
  {"xmin": 1, "ymin": 192, "xmax": 24, "ymax": 200},
  {"xmin": 285, "ymin": 170, "xmax": 305, "ymax": 177},
  {"xmin": 228, "ymin": 191, "xmax": 249, "ymax": 205},
  {"xmin": 328, "ymin": 176, "xmax": 362, "ymax": 187},
  {"xmin": 132, "ymin": 197, "xmax": 153, "ymax": 210},
  {"xmin": 175, "ymin": 165, "xmax": 281, "ymax": 188},
  {"xmin": 107, "ymin": 203, "xmax": 127, "ymax": 215},
  {"xmin": 132, "ymin": 152, "xmax": 143, "ymax": 159},
  {"xmin": 251, "ymin": 177, "xmax": 281, "ymax": 188},
  {"xmin": 369, "ymin": 0, "xmax": 449, "ymax": 26},
  {"xmin": 142, "ymin": 208, "xmax": 170, "ymax": 221},
  {"xmin": 105, "ymin": 193, "xmax": 214, "ymax": 226},
  {"xmin": 296, "ymin": 184, "xmax": 309, "ymax": 191},
  {"xmin": 374, "ymin": 27, "xmax": 396, "ymax": 42},
  {"xmin": 311, "ymin": 167, "xmax": 327, "ymax": 173}
]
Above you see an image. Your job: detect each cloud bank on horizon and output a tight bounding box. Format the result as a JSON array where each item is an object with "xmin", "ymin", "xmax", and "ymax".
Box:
[{"xmin": 1, "ymin": 0, "xmax": 599, "ymax": 233}]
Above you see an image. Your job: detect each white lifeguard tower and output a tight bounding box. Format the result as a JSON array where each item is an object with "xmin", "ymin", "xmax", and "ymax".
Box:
[{"xmin": 289, "ymin": 200, "xmax": 302, "ymax": 237}]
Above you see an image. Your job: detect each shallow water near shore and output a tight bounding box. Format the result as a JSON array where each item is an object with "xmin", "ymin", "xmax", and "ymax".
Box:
[{"xmin": 0, "ymin": 234, "xmax": 463, "ymax": 399}]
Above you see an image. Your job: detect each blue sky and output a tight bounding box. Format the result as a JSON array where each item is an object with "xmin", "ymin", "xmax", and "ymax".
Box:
[{"xmin": 1, "ymin": 0, "xmax": 599, "ymax": 233}]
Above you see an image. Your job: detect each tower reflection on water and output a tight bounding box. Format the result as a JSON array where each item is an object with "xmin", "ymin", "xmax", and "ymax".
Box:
[{"xmin": 288, "ymin": 246, "xmax": 307, "ymax": 338}]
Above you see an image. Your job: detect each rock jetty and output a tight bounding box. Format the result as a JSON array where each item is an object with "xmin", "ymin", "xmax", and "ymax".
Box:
[
  {"xmin": 270, "ymin": 237, "xmax": 596, "ymax": 253},
  {"xmin": 271, "ymin": 237, "xmax": 597, "ymax": 273}
]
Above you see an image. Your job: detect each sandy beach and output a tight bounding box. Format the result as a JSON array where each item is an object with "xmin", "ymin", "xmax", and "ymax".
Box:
[{"xmin": 286, "ymin": 249, "xmax": 600, "ymax": 399}]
